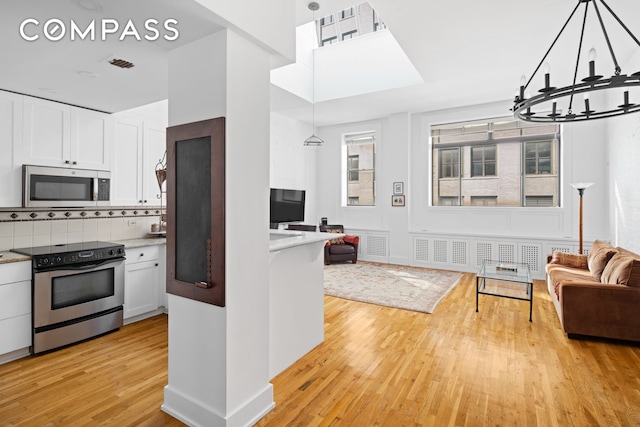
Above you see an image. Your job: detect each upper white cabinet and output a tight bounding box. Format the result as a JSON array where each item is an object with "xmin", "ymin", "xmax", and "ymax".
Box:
[
  {"xmin": 0, "ymin": 91, "xmax": 23, "ymax": 207},
  {"xmin": 70, "ymin": 107, "xmax": 113, "ymax": 171},
  {"xmin": 112, "ymin": 118, "xmax": 143, "ymax": 206},
  {"xmin": 22, "ymin": 96, "xmax": 112, "ymax": 171},
  {"xmin": 112, "ymin": 118, "xmax": 166, "ymax": 206}
]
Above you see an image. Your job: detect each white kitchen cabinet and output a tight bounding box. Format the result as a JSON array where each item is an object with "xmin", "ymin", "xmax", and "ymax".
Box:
[
  {"xmin": 22, "ymin": 96, "xmax": 112, "ymax": 171},
  {"xmin": 112, "ymin": 119, "xmax": 166, "ymax": 206},
  {"xmin": 70, "ymin": 107, "xmax": 113, "ymax": 171},
  {"xmin": 112, "ymin": 118, "xmax": 143, "ymax": 206},
  {"xmin": 0, "ymin": 90, "xmax": 23, "ymax": 207},
  {"xmin": 124, "ymin": 245, "xmax": 161, "ymax": 321},
  {"xmin": 157, "ymin": 244, "xmax": 168, "ymax": 311},
  {"xmin": 0, "ymin": 261, "xmax": 32, "ymax": 361}
]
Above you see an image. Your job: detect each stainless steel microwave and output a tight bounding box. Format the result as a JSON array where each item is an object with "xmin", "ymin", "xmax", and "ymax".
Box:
[{"xmin": 23, "ymin": 165, "xmax": 111, "ymax": 208}]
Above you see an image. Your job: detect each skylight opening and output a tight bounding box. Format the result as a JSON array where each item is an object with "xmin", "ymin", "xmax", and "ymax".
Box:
[{"xmin": 316, "ymin": 2, "xmax": 386, "ymax": 48}]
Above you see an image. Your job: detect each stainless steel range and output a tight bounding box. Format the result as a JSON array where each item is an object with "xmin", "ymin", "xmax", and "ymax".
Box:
[{"xmin": 12, "ymin": 241, "xmax": 125, "ymax": 354}]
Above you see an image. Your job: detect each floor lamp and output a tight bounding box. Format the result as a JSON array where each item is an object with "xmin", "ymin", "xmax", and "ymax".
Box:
[{"xmin": 570, "ymin": 183, "xmax": 594, "ymax": 254}]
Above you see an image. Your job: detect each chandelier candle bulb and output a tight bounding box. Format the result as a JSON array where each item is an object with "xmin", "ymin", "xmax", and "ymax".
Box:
[
  {"xmin": 519, "ymin": 75, "xmax": 527, "ymax": 100},
  {"xmin": 589, "ymin": 47, "xmax": 597, "ymax": 77}
]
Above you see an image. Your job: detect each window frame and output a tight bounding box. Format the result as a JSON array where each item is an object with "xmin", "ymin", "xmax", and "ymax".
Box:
[
  {"xmin": 431, "ymin": 117, "xmax": 561, "ymax": 208},
  {"xmin": 343, "ymin": 131, "xmax": 377, "ymax": 207}
]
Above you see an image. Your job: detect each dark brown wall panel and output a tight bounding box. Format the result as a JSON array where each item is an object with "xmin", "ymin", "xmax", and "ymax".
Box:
[{"xmin": 166, "ymin": 117, "xmax": 225, "ymax": 307}]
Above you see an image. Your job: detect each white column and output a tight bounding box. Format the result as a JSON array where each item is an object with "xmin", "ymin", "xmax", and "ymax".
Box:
[{"xmin": 162, "ymin": 29, "xmax": 273, "ymax": 427}]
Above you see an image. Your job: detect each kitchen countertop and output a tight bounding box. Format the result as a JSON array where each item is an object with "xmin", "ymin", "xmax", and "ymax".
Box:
[
  {"xmin": 269, "ymin": 230, "xmax": 340, "ymax": 252},
  {"xmin": 112, "ymin": 237, "xmax": 167, "ymax": 249},
  {"xmin": 0, "ymin": 236, "xmax": 167, "ymax": 265},
  {"xmin": 0, "ymin": 251, "xmax": 31, "ymax": 265}
]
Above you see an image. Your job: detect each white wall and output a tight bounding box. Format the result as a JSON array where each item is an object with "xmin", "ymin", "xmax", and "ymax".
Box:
[
  {"xmin": 270, "ymin": 112, "xmax": 319, "ymax": 226},
  {"xmin": 608, "ymin": 112, "xmax": 640, "ymax": 252},
  {"xmin": 307, "ymin": 99, "xmax": 611, "ymax": 267}
]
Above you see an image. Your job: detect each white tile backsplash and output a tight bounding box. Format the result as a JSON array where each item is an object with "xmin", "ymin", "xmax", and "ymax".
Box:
[
  {"xmin": 1, "ymin": 213, "xmax": 158, "ymax": 249},
  {"xmin": 33, "ymin": 234, "xmax": 51, "ymax": 246},
  {"xmin": 51, "ymin": 220, "xmax": 68, "ymax": 234},
  {"xmin": 14, "ymin": 222, "xmax": 33, "ymax": 237},
  {"xmin": 67, "ymin": 232, "xmax": 83, "ymax": 244},
  {"xmin": 67, "ymin": 219, "xmax": 83, "ymax": 233},
  {"xmin": 0, "ymin": 222, "xmax": 13, "ymax": 238},
  {"xmin": 83, "ymin": 218, "xmax": 98, "ymax": 233},
  {"xmin": 0, "ymin": 236, "xmax": 13, "ymax": 251},
  {"xmin": 33, "ymin": 220, "xmax": 51, "ymax": 235},
  {"xmin": 14, "ymin": 235, "xmax": 32, "ymax": 248},
  {"xmin": 51, "ymin": 233, "xmax": 67, "ymax": 245}
]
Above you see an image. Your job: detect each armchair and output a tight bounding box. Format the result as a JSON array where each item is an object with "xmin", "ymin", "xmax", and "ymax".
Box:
[{"xmin": 320, "ymin": 224, "xmax": 359, "ymax": 265}]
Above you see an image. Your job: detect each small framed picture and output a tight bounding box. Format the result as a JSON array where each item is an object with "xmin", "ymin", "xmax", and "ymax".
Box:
[
  {"xmin": 393, "ymin": 182, "xmax": 404, "ymax": 195},
  {"xmin": 392, "ymin": 195, "xmax": 405, "ymax": 206}
]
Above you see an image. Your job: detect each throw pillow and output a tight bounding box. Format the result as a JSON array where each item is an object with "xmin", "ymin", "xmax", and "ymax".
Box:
[
  {"xmin": 601, "ymin": 253, "xmax": 640, "ymax": 286},
  {"xmin": 587, "ymin": 240, "xmax": 617, "ymax": 281},
  {"xmin": 549, "ymin": 251, "xmax": 588, "ymax": 269},
  {"xmin": 325, "ymin": 229, "xmax": 344, "ymax": 245}
]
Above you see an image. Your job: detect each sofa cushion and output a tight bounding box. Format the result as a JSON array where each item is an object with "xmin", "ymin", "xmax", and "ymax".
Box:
[
  {"xmin": 601, "ymin": 253, "xmax": 640, "ymax": 287},
  {"xmin": 587, "ymin": 240, "xmax": 617, "ymax": 281},
  {"xmin": 548, "ymin": 267, "xmax": 599, "ymax": 299},
  {"xmin": 549, "ymin": 251, "xmax": 588, "ymax": 269},
  {"xmin": 329, "ymin": 244, "xmax": 355, "ymax": 255},
  {"xmin": 325, "ymin": 229, "xmax": 344, "ymax": 245}
]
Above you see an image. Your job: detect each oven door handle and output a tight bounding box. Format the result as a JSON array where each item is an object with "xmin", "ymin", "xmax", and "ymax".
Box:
[{"xmin": 36, "ymin": 258, "xmax": 125, "ymax": 273}]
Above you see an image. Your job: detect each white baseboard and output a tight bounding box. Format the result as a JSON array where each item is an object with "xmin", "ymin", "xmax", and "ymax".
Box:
[
  {"xmin": 162, "ymin": 383, "xmax": 274, "ymax": 427},
  {"xmin": 0, "ymin": 347, "xmax": 30, "ymax": 366}
]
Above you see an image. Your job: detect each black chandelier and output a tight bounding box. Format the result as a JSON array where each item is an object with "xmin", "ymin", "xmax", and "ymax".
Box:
[{"xmin": 513, "ymin": 0, "xmax": 640, "ymax": 123}]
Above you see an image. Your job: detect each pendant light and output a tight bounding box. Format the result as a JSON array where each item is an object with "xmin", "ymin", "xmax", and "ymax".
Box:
[
  {"xmin": 304, "ymin": 2, "xmax": 324, "ymax": 146},
  {"xmin": 513, "ymin": 0, "xmax": 640, "ymax": 123}
]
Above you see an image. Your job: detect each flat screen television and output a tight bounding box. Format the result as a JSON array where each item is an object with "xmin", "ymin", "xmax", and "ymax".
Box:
[{"xmin": 270, "ymin": 188, "xmax": 306, "ymax": 223}]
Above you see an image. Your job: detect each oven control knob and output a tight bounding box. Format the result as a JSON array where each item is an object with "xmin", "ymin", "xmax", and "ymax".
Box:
[
  {"xmin": 109, "ymin": 249, "xmax": 115, "ymax": 256},
  {"xmin": 55, "ymin": 256, "xmax": 62, "ymax": 264},
  {"xmin": 41, "ymin": 257, "xmax": 50, "ymax": 265},
  {"xmin": 117, "ymin": 248, "xmax": 124, "ymax": 255}
]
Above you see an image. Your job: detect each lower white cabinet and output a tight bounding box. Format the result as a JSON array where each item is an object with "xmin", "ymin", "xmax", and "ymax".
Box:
[
  {"xmin": 124, "ymin": 245, "xmax": 161, "ymax": 320},
  {"xmin": 0, "ymin": 261, "xmax": 32, "ymax": 358}
]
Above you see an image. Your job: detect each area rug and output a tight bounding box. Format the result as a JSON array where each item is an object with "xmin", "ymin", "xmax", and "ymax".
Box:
[{"xmin": 323, "ymin": 261, "xmax": 463, "ymax": 313}]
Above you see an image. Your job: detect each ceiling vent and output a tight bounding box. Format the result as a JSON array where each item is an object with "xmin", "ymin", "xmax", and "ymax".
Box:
[{"xmin": 109, "ymin": 58, "xmax": 135, "ymax": 69}]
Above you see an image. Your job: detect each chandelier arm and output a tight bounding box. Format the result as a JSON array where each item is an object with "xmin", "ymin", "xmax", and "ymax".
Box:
[
  {"xmin": 568, "ymin": 1, "xmax": 591, "ymax": 113},
  {"xmin": 592, "ymin": 0, "xmax": 621, "ymax": 74},
  {"xmin": 524, "ymin": 1, "xmax": 582, "ymax": 90},
  {"xmin": 599, "ymin": 0, "xmax": 640, "ymax": 48}
]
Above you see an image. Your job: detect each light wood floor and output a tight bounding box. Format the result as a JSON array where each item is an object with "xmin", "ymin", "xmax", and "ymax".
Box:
[{"xmin": 1, "ymin": 273, "xmax": 639, "ymax": 426}]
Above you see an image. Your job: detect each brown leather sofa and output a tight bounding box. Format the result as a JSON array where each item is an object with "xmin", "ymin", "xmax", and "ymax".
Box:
[
  {"xmin": 545, "ymin": 240, "xmax": 640, "ymax": 342},
  {"xmin": 319, "ymin": 224, "xmax": 358, "ymax": 265}
]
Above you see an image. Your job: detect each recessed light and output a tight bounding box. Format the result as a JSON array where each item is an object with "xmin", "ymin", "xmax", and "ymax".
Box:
[
  {"xmin": 71, "ymin": 0, "xmax": 103, "ymax": 12},
  {"xmin": 78, "ymin": 71, "xmax": 99, "ymax": 78}
]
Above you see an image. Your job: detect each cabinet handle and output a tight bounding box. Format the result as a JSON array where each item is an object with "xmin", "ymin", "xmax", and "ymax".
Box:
[
  {"xmin": 139, "ymin": 200, "xmax": 143, "ymax": 203},
  {"xmin": 72, "ymin": 161, "xmax": 77, "ymax": 165},
  {"xmin": 155, "ymin": 263, "xmax": 159, "ymax": 267},
  {"xmin": 65, "ymin": 160, "xmax": 70, "ymax": 164},
  {"xmin": 140, "ymin": 253, "xmax": 144, "ymax": 257},
  {"xmin": 144, "ymin": 200, "xmax": 147, "ymax": 203}
]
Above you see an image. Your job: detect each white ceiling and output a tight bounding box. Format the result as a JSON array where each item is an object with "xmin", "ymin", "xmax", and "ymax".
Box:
[{"xmin": 2, "ymin": 0, "xmax": 639, "ymax": 126}]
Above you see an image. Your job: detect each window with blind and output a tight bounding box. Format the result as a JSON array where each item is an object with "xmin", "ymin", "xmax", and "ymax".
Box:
[
  {"xmin": 431, "ymin": 117, "xmax": 560, "ymax": 207},
  {"xmin": 343, "ymin": 132, "xmax": 376, "ymax": 206}
]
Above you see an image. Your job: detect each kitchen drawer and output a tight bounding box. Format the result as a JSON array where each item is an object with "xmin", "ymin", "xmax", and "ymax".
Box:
[
  {"xmin": 125, "ymin": 245, "xmax": 159, "ymax": 264},
  {"xmin": 0, "ymin": 261, "xmax": 31, "ymax": 284},
  {"xmin": 0, "ymin": 280, "xmax": 30, "ymax": 321},
  {"xmin": 0, "ymin": 314, "xmax": 31, "ymax": 355}
]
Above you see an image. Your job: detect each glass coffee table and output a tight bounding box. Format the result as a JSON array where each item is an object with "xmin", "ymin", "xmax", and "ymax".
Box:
[{"xmin": 476, "ymin": 260, "xmax": 533, "ymax": 322}]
